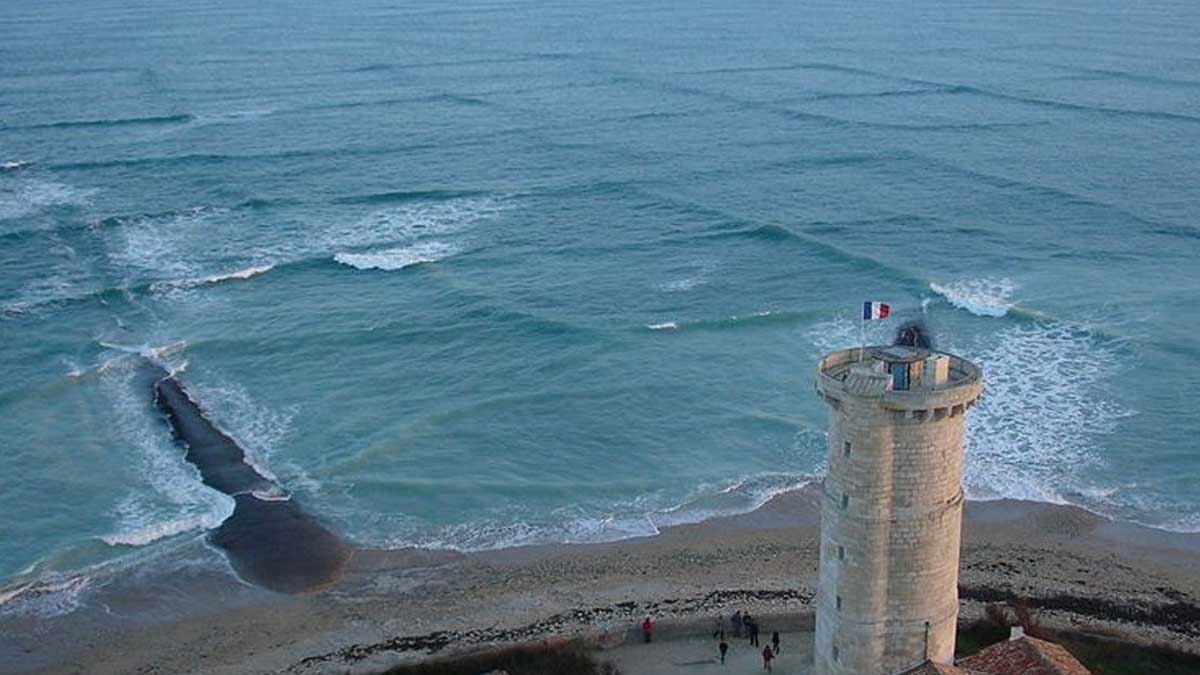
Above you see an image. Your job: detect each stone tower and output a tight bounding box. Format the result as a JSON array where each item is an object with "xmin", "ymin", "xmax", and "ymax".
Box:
[{"xmin": 813, "ymin": 345, "xmax": 982, "ymax": 675}]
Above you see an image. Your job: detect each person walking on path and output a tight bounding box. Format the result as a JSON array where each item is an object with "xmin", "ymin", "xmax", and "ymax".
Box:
[
  {"xmin": 731, "ymin": 610, "xmax": 743, "ymax": 638},
  {"xmin": 762, "ymin": 644, "xmax": 775, "ymax": 672},
  {"xmin": 771, "ymin": 630, "xmax": 780, "ymax": 654},
  {"xmin": 641, "ymin": 615, "xmax": 653, "ymax": 643},
  {"xmin": 747, "ymin": 616, "xmax": 760, "ymax": 647},
  {"xmin": 718, "ymin": 632, "xmax": 729, "ymax": 665}
]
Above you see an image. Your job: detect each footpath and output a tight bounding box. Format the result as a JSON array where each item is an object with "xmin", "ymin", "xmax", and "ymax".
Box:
[{"xmin": 605, "ymin": 631, "xmax": 814, "ymax": 675}]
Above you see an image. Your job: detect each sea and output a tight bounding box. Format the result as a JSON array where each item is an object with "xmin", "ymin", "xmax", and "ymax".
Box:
[{"xmin": 2, "ymin": 0, "xmax": 1198, "ymax": 617}]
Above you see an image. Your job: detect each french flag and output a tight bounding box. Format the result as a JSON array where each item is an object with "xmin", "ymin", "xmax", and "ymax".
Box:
[{"xmin": 863, "ymin": 301, "xmax": 890, "ymax": 320}]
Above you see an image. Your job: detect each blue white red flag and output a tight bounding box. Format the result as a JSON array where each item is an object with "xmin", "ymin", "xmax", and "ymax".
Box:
[{"xmin": 863, "ymin": 301, "xmax": 890, "ymax": 320}]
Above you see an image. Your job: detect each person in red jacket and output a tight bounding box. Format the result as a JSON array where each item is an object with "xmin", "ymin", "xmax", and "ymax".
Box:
[
  {"xmin": 762, "ymin": 644, "xmax": 775, "ymax": 671},
  {"xmin": 642, "ymin": 615, "xmax": 654, "ymax": 643}
]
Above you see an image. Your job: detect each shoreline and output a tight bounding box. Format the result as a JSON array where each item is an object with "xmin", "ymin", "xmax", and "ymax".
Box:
[{"xmin": 3, "ymin": 484, "xmax": 1199, "ymax": 674}]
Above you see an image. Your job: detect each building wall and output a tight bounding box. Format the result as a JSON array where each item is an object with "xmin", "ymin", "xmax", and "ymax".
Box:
[{"xmin": 814, "ymin": 352, "xmax": 980, "ymax": 675}]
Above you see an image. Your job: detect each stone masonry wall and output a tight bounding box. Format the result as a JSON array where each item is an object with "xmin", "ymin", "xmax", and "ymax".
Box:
[{"xmin": 814, "ymin": 350, "xmax": 980, "ymax": 675}]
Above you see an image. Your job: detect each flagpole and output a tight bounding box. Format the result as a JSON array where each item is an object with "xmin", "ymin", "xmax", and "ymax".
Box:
[{"xmin": 859, "ymin": 307, "xmax": 865, "ymax": 363}]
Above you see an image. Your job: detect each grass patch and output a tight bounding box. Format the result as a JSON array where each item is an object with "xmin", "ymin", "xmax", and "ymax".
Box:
[
  {"xmin": 1037, "ymin": 633, "xmax": 1200, "ymax": 675},
  {"xmin": 958, "ymin": 609, "xmax": 1200, "ymax": 675},
  {"xmin": 381, "ymin": 639, "xmax": 620, "ymax": 675}
]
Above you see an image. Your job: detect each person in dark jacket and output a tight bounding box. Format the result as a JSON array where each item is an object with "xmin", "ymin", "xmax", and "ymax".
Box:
[
  {"xmin": 731, "ymin": 610, "xmax": 743, "ymax": 637},
  {"xmin": 771, "ymin": 630, "xmax": 780, "ymax": 654},
  {"xmin": 762, "ymin": 644, "xmax": 775, "ymax": 671},
  {"xmin": 718, "ymin": 633, "xmax": 729, "ymax": 664},
  {"xmin": 747, "ymin": 616, "xmax": 760, "ymax": 647}
]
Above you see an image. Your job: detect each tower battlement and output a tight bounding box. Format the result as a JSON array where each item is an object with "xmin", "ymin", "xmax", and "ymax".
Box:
[{"xmin": 816, "ymin": 346, "xmax": 982, "ymax": 416}]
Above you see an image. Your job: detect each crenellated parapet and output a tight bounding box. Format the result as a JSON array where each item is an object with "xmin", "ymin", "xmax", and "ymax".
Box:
[{"xmin": 816, "ymin": 346, "xmax": 982, "ymax": 420}]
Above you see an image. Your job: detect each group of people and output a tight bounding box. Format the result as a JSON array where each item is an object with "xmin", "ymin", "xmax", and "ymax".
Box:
[
  {"xmin": 714, "ymin": 610, "xmax": 782, "ymax": 671},
  {"xmin": 636, "ymin": 610, "xmax": 783, "ymax": 671}
]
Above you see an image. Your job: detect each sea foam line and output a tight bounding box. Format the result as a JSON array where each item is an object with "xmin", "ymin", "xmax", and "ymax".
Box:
[{"xmin": 366, "ymin": 473, "xmax": 819, "ymax": 553}]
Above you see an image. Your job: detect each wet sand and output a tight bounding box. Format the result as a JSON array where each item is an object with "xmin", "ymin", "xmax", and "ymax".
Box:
[{"xmin": 3, "ymin": 484, "xmax": 1198, "ymax": 675}]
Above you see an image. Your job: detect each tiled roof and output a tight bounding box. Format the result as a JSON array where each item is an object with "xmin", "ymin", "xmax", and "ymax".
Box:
[{"xmin": 958, "ymin": 636, "xmax": 1092, "ymax": 675}]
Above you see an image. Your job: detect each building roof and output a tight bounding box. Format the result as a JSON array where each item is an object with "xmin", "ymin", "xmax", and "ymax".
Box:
[
  {"xmin": 896, "ymin": 660, "xmax": 987, "ymax": 675},
  {"xmin": 958, "ymin": 635, "xmax": 1092, "ymax": 675}
]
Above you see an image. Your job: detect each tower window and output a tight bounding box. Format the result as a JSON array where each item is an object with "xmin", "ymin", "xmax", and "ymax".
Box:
[
  {"xmin": 836, "ymin": 595, "xmax": 842, "ymax": 610},
  {"xmin": 843, "ymin": 441, "xmax": 851, "ymax": 456},
  {"xmin": 841, "ymin": 494, "xmax": 849, "ymax": 510},
  {"xmin": 838, "ymin": 545, "xmax": 845, "ymax": 560},
  {"xmin": 833, "ymin": 645, "xmax": 840, "ymax": 662}
]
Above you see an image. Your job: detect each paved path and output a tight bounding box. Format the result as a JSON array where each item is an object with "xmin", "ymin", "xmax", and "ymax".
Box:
[{"xmin": 605, "ymin": 632, "xmax": 814, "ymax": 675}]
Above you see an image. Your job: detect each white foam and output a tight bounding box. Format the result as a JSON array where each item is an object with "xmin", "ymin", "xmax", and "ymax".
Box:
[
  {"xmin": 400, "ymin": 511, "xmax": 663, "ymax": 553},
  {"xmin": 101, "ymin": 501, "xmax": 225, "ymax": 547},
  {"xmin": 369, "ymin": 473, "xmax": 818, "ymax": 553},
  {"xmin": 930, "ymin": 278, "xmax": 1015, "ymax": 317},
  {"xmin": 98, "ymin": 340, "xmax": 188, "ymax": 362},
  {"xmin": 327, "ymin": 196, "xmax": 507, "ymax": 250},
  {"xmin": 185, "ymin": 378, "xmax": 300, "ymax": 487},
  {"xmin": 660, "ymin": 277, "xmax": 702, "ymax": 292},
  {"xmin": 647, "ymin": 321, "xmax": 678, "ymax": 331},
  {"xmin": 960, "ymin": 323, "xmax": 1131, "ymax": 505},
  {"xmin": 0, "ymin": 179, "xmax": 96, "ymax": 220},
  {"xmin": 334, "ymin": 241, "xmax": 459, "ymax": 271},
  {"xmin": 98, "ymin": 361, "xmax": 236, "ymax": 552},
  {"xmin": 1, "ymin": 300, "xmax": 34, "ymax": 316},
  {"xmin": 652, "ymin": 473, "xmax": 816, "ymax": 529},
  {"xmin": 657, "ymin": 259, "xmax": 716, "ymax": 293},
  {"xmin": 104, "ymin": 207, "xmax": 228, "ymax": 281},
  {"xmin": 152, "ymin": 263, "xmax": 275, "ymax": 291},
  {"xmin": 2, "ymin": 160, "xmax": 31, "ymax": 171},
  {"xmin": 805, "ymin": 314, "xmax": 893, "ymax": 355},
  {"xmin": 0, "ymin": 575, "xmax": 92, "ymax": 619},
  {"xmin": 251, "ymin": 486, "xmax": 291, "ymax": 502}
]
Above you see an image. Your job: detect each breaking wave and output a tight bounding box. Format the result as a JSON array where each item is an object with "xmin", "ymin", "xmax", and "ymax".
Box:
[
  {"xmin": 151, "ymin": 264, "xmax": 275, "ymax": 291},
  {"xmin": 369, "ymin": 473, "xmax": 818, "ymax": 552},
  {"xmin": 930, "ymin": 277, "xmax": 1016, "ymax": 317},
  {"xmin": 327, "ymin": 196, "xmax": 507, "ymax": 249},
  {"xmin": 334, "ymin": 241, "xmax": 460, "ymax": 271},
  {"xmin": 101, "ymin": 500, "xmax": 229, "ymax": 548}
]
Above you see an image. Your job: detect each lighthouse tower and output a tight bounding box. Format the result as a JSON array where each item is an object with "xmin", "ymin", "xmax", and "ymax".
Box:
[{"xmin": 813, "ymin": 345, "xmax": 982, "ymax": 675}]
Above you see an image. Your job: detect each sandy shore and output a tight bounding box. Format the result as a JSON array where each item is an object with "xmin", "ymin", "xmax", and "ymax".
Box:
[{"xmin": 3, "ymin": 484, "xmax": 1199, "ymax": 675}]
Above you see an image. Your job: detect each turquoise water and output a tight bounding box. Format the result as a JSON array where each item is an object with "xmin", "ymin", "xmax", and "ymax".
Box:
[{"xmin": 2, "ymin": 0, "xmax": 1199, "ymax": 611}]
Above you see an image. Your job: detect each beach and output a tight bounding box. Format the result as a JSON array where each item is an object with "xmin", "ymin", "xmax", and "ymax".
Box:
[{"xmin": 4, "ymin": 485, "xmax": 1197, "ymax": 675}]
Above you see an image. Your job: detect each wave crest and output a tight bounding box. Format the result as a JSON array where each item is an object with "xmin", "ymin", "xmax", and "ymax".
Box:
[
  {"xmin": 151, "ymin": 264, "xmax": 275, "ymax": 291},
  {"xmin": 334, "ymin": 241, "xmax": 459, "ymax": 271},
  {"xmin": 930, "ymin": 277, "xmax": 1015, "ymax": 317}
]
